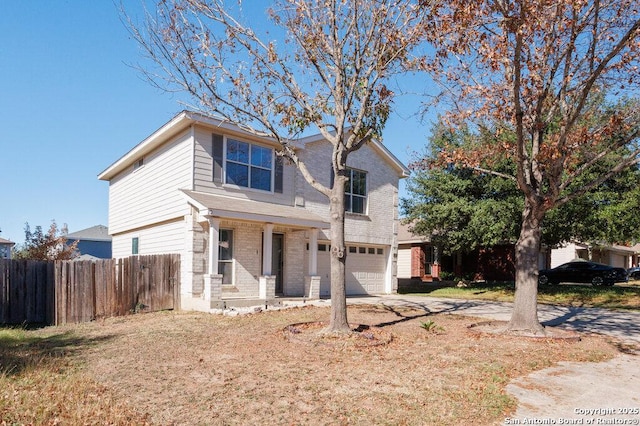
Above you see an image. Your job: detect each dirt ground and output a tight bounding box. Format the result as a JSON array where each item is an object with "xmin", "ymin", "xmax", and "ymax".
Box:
[{"xmin": 52, "ymin": 303, "xmax": 619, "ymax": 425}]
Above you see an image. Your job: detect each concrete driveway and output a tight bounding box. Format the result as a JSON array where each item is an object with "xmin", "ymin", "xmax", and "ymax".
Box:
[
  {"xmin": 340, "ymin": 295, "xmax": 640, "ymax": 425},
  {"xmin": 344, "ymin": 294, "xmax": 640, "ymax": 345}
]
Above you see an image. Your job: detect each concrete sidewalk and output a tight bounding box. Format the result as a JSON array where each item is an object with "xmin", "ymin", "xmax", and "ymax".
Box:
[{"xmin": 335, "ymin": 295, "xmax": 640, "ymax": 425}]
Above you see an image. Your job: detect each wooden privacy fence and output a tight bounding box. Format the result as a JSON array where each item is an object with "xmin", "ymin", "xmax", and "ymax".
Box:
[
  {"xmin": 0, "ymin": 254, "xmax": 180, "ymax": 325},
  {"xmin": 0, "ymin": 260, "xmax": 54, "ymax": 324}
]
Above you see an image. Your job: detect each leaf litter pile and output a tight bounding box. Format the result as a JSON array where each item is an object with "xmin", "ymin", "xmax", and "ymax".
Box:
[{"xmin": 1, "ymin": 303, "xmax": 619, "ymax": 425}]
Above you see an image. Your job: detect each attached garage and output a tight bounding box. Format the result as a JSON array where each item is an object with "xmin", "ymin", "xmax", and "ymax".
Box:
[{"xmin": 310, "ymin": 243, "xmax": 387, "ymax": 297}]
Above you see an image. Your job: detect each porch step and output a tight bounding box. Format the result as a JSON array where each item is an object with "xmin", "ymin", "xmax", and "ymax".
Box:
[{"xmin": 210, "ymin": 298, "xmax": 283, "ymax": 310}]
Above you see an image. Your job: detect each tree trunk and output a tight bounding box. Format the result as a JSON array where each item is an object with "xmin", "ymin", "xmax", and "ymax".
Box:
[
  {"xmin": 506, "ymin": 198, "xmax": 546, "ymax": 335},
  {"xmin": 327, "ymin": 174, "xmax": 350, "ymax": 333}
]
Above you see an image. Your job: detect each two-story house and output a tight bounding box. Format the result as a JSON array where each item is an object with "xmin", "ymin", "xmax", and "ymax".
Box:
[{"xmin": 99, "ymin": 111, "xmax": 409, "ymax": 312}]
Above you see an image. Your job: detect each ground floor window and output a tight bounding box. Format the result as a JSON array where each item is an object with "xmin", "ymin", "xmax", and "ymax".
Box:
[{"xmin": 218, "ymin": 229, "xmax": 233, "ymax": 284}]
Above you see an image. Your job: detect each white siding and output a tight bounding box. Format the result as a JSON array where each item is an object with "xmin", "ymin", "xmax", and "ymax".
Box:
[
  {"xmin": 111, "ymin": 219, "xmax": 185, "ymax": 259},
  {"xmin": 192, "ymin": 125, "xmax": 296, "ymax": 206},
  {"xmin": 108, "ymin": 130, "xmax": 193, "ymax": 235}
]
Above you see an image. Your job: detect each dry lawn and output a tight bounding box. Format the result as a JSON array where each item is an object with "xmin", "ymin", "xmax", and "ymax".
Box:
[{"xmin": 1, "ymin": 304, "xmax": 619, "ymax": 425}]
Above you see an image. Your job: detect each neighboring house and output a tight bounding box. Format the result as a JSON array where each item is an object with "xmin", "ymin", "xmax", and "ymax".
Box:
[
  {"xmin": 550, "ymin": 241, "xmax": 636, "ymax": 269},
  {"xmin": 397, "ymin": 222, "xmax": 548, "ymax": 282},
  {"xmin": 397, "ymin": 223, "xmax": 441, "ymax": 281},
  {"xmin": 98, "ymin": 111, "xmax": 409, "ymax": 311},
  {"xmin": 630, "ymin": 244, "xmax": 640, "ymax": 267},
  {"xmin": 66, "ymin": 225, "xmax": 112, "ymax": 259},
  {"xmin": 0, "ymin": 237, "xmax": 15, "ymax": 259},
  {"xmin": 398, "ymin": 223, "xmax": 638, "ymax": 281}
]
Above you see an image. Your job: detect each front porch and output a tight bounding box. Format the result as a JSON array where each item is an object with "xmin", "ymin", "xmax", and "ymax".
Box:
[
  {"xmin": 208, "ymin": 295, "xmax": 328, "ymax": 310},
  {"xmin": 180, "ymin": 190, "xmax": 331, "ymax": 312},
  {"xmin": 201, "ymin": 273, "xmax": 322, "ymax": 308}
]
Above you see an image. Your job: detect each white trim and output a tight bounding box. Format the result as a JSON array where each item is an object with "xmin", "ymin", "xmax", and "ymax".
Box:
[
  {"xmin": 207, "ymin": 209, "xmax": 328, "ymax": 229},
  {"xmin": 182, "ymin": 190, "xmax": 329, "ymax": 229},
  {"xmin": 190, "ymin": 124, "xmax": 196, "ymax": 191},
  {"xmin": 384, "ymin": 246, "xmax": 393, "ymax": 294}
]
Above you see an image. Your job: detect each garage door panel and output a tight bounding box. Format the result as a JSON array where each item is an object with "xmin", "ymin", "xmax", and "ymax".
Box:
[
  {"xmin": 347, "ymin": 251, "xmax": 385, "ymax": 295},
  {"xmin": 314, "ymin": 247, "xmax": 386, "ymax": 296}
]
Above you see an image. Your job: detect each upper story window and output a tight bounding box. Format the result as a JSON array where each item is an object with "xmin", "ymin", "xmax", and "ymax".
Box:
[
  {"xmin": 212, "ymin": 134, "xmax": 283, "ymax": 193},
  {"xmin": 133, "ymin": 158, "xmax": 144, "ymax": 171},
  {"xmin": 330, "ymin": 166, "xmax": 368, "ymax": 214},
  {"xmin": 345, "ymin": 168, "xmax": 367, "ymax": 214},
  {"xmin": 226, "ymin": 139, "xmax": 272, "ymax": 191}
]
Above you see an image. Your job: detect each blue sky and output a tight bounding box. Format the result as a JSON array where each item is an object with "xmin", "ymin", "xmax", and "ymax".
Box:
[{"xmin": 0, "ymin": 1, "xmax": 432, "ymax": 244}]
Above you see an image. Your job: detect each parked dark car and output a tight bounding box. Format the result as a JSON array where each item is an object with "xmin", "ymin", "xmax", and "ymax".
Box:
[
  {"xmin": 627, "ymin": 267, "xmax": 640, "ymax": 280},
  {"xmin": 538, "ymin": 261, "xmax": 628, "ymax": 286}
]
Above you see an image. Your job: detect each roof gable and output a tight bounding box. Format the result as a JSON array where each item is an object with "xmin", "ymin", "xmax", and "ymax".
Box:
[
  {"xmin": 298, "ymin": 132, "xmax": 410, "ymax": 178},
  {"xmin": 0, "ymin": 237, "xmax": 15, "ymax": 246},
  {"xmin": 99, "ymin": 111, "xmax": 410, "ymax": 181}
]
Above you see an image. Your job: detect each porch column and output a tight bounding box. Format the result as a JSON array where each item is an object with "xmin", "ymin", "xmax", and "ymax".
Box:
[
  {"xmin": 262, "ymin": 223, "xmax": 274, "ymax": 275},
  {"xmin": 260, "ymin": 223, "xmax": 276, "ymax": 300},
  {"xmin": 204, "ymin": 217, "xmax": 222, "ymax": 302},
  {"xmin": 305, "ymin": 228, "xmax": 320, "ymax": 299},
  {"xmin": 308, "ymin": 228, "xmax": 318, "ymax": 275},
  {"xmin": 207, "ymin": 217, "xmax": 220, "ymax": 276}
]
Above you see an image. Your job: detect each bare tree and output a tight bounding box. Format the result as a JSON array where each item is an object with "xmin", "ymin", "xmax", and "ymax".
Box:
[
  {"xmin": 419, "ymin": 0, "xmax": 640, "ymax": 334},
  {"xmin": 125, "ymin": 0, "xmax": 427, "ymax": 332}
]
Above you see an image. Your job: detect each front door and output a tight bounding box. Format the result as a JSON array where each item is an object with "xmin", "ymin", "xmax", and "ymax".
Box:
[{"xmin": 272, "ymin": 233, "xmax": 284, "ymax": 295}]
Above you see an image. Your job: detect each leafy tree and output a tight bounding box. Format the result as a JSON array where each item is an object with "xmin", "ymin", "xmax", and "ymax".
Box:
[
  {"xmin": 13, "ymin": 221, "xmax": 78, "ymax": 261},
  {"xmin": 419, "ymin": 0, "xmax": 640, "ymax": 334},
  {"xmin": 543, "ymin": 150, "xmax": 640, "ymax": 246},
  {"xmin": 403, "ymin": 122, "xmax": 640, "ymax": 255},
  {"xmin": 125, "ymin": 0, "xmax": 427, "ymax": 332},
  {"xmin": 402, "ymin": 123, "xmax": 523, "ymax": 254}
]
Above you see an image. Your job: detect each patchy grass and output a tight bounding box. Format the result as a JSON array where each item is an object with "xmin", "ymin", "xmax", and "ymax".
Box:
[
  {"xmin": 400, "ymin": 280, "xmax": 640, "ymax": 310},
  {"xmin": 0, "ymin": 305, "xmax": 618, "ymax": 425},
  {"xmin": 0, "ymin": 326, "xmax": 149, "ymax": 425}
]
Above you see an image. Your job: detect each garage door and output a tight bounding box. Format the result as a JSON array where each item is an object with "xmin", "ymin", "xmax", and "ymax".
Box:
[{"xmin": 312, "ymin": 244, "xmax": 387, "ymax": 297}]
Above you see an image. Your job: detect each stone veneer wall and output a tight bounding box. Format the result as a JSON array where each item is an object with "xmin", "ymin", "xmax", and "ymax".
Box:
[
  {"xmin": 186, "ymin": 209, "xmax": 206, "ymax": 297},
  {"xmin": 284, "ymin": 230, "xmax": 307, "ymax": 296}
]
